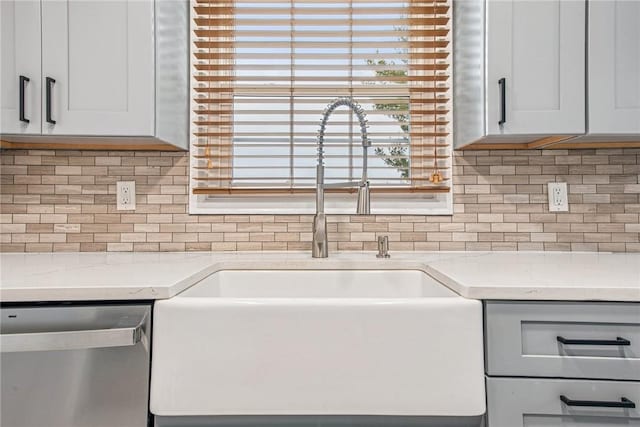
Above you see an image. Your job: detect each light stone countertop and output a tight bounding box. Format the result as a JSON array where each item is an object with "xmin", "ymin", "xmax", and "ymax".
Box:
[{"xmin": 0, "ymin": 251, "xmax": 638, "ymax": 302}]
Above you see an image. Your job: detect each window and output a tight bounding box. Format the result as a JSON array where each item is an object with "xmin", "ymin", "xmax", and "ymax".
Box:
[{"xmin": 190, "ymin": 0, "xmax": 452, "ymax": 214}]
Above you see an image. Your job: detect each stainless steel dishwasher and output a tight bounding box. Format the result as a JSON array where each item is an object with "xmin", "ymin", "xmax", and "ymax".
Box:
[{"xmin": 1, "ymin": 303, "xmax": 152, "ymax": 427}]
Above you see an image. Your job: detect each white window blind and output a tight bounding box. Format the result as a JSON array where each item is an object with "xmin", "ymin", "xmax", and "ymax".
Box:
[{"xmin": 191, "ymin": 0, "xmax": 451, "ymax": 196}]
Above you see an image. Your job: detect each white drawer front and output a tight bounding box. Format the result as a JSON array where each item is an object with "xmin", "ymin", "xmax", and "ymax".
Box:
[
  {"xmin": 485, "ymin": 301, "xmax": 640, "ymax": 380},
  {"xmin": 487, "ymin": 377, "xmax": 640, "ymax": 427}
]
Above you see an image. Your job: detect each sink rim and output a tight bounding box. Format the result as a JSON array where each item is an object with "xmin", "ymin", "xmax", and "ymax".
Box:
[{"xmin": 176, "ymin": 268, "xmax": 462, "ymax": 299}]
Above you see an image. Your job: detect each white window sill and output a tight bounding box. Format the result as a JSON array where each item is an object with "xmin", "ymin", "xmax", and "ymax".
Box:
[{"xmin": 189, "ymin": 192, "xmax": 452, "ymax": 215}]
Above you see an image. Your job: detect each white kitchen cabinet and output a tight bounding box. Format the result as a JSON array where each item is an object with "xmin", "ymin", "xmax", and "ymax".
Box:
[
  {"xmin": 587, "ymin": 0, "xmax": 640, "ymax": 136},
  {"xmin": 485, "ymin": 301, "xmax": 640, "ymax": 427},
  {"xmin": 453, "ymin": 0, "xmax": 586, "ymax": 148},
  {"xmin": 0, "ymin": 0, "xmax": 189, "ymax": 149},
  {"xmin": 40, "ymin": 0, "xmax": 154, "ymax": 136},
  {"xmin": 0, "ymin": 0, "xmax": 42, "ymax": 135}
]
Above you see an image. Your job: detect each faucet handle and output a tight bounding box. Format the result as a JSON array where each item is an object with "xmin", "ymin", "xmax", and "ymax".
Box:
[
  {"xmin": 356, "ymin": 181, "xmax": 370, "ymax": 215},
  {"xmin": 376, "ymin": 235, "xmax": 390, "ymax": 259}
]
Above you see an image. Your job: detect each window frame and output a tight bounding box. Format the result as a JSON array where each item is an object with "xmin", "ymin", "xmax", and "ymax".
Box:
[{"xmin": 189, "ymin": 0, "xmax": 453, "ymax": 215}]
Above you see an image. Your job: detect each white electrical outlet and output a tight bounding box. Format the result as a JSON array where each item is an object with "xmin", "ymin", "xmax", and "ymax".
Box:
[
  {"xmin": 548, "ymin": 182, "xmax": 568, "ymax": 212},
  {"xmin": 117, "ymin": 181, "xmax": 136, "ymax": 211}
]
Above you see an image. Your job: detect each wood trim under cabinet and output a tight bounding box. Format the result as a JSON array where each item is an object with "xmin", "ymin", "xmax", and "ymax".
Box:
[
  {"xmin": 0, "ymin": 139, "xmax": 185, "ymax": 152},
  {"xmin": 456, "ymin": 135, "xmax": 640, "ymax": 150}
]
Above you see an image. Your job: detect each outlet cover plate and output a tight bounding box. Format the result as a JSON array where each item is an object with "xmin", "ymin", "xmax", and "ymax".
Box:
[
  {"xmin": 117, "ymin": 181, "xmax": 136, "ymax": 211},
  {"xmin": 548, "ymin": 182, "xmax": 568, "ymax": 212}
]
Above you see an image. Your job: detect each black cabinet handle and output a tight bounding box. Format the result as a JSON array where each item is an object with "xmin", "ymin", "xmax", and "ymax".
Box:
[
  {"xmin": 46, "ymin": 77, "xmax": 56, "ymax": 124},
  {"xmin": 560, "ymin": 395, "xmax": 636, "ymax": 409},
  {"xmin": 498, "ymin": 78, "xmax": 506, "ymax": 125},
  {"xmin": 557, "ymin": 336, "xmax": 631, "ymax": 346},
  {"xmin": 19, "ymin": 75, "xmax": 30, "ymax": 123}
]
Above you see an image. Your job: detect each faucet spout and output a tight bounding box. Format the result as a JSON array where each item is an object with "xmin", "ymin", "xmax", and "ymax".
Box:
[{"xmin": 312, "ymin": 97, "xmax": 371, "ymax": 258}]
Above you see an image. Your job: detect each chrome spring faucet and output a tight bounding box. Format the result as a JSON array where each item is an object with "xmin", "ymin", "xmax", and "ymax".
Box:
[{"xmin": 312, "ymin": 97, "xmax": 371, "ymax": 258}]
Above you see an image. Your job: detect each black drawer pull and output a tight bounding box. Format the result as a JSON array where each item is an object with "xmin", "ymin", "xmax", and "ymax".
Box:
[
  {"xmin": 46, "ymin": 77, "xmax": 56, "ymax": 124},
  {"xmin": 19, "ymin": 75, "xmax": 30, "ymax": 123},
  {"xmin": 560, "ymin": 395, "xmax": 636, "ymax": 409},
  {"xmin": 557, "ymin": 336, "xmax": 631, "ymax": 346},
  {"xmin": 498, "ymin": 77, "xmax": 506, "ymax": 125}
]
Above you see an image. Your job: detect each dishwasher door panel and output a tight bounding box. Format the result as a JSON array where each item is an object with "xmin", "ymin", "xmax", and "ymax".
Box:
[{"xmin": 1, "ymin": 304, "xmax": 151, "ymax": 427}]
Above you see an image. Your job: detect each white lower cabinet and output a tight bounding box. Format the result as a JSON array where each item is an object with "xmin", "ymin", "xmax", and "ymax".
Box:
[
  {"xmin": 487, "ymin": 377, "xmax": 640, "ymax": 427},
  {"xmin": 485, "ymin": 301, "xmax": 640, "ymax": 427}
]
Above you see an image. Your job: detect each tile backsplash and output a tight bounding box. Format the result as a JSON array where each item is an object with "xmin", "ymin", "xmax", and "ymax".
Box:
[{"xmin": 1, "ymin": 148, "xmax": 638, "ymax": 252}]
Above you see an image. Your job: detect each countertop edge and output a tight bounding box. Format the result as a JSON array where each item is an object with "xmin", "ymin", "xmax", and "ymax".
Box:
[{"xmin": 1, "ymin": 253, "xmax": 639, "ymax": 303}]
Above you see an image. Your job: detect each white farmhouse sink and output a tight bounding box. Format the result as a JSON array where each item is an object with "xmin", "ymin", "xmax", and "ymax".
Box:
[{"xmin": 151, "ymin": 270, "xmax": 485, "ymax": 417}]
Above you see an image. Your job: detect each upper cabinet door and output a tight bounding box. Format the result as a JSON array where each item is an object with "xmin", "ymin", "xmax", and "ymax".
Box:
[
  {"xmin": 40, "ymin": 0, "xmax": 154, "ymax": 136},
  {"xmin": 589, "ymin": 0, "xmax": 640, "ymax": 135},
  {"xmin": 486, "ymin": 0, "xmax": 585, "ymax": 136},
  {"xmin": 0, "ymin": 0, "xmax": 42, "ymax": 135}
]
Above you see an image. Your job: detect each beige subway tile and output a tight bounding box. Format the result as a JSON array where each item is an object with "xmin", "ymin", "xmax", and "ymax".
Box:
[
  {"xmin": 262, "ymin": 242, "xmax": 288, "ymax": 251},
  {"xmin": 236, "ymin": 241, "xmax": 262, "ymax": 251},
  {"xmin": 440, "ymin": 242, "xmax": 466, "ymax": 251},
  {"xmin": 584, "ymin": 233, "xmax": 612, "ymax": 243},
  {"xmin": 543, "ymin": 223, "xmax": 571, "ymax": 233},
  {"xmin": 12, "ymin": 214, "xmax": 40, "ymax": 223},
  {"xmin": 107, "ymin": 243, "xmax": 133, "ymax": 251},
  {"xmin": 465, "ymin": 185, "xmax": 491, "ymax": 194},
  {"xmin": 24, "ymin": 243, "xmax": 51, "ymax": 252},
  {"xmin": 119, "ymin": 233, "xmax": 146, "ymax": 242},
  {"xmin": 466, "ymin": 223, "xmax": 491, "ymax": 232},
  {"xmin": 413, "ymin": 241, "xmax": 440, "ymax": 251},
  {"xmin": 490, "ymin": 223, "xmax": 516, "ymax": 232},
  {"xmin": 133, "ymin": 243, "xmax": 160, "ymax": 252},
  {"xmin": 210, "ymin": 223, "xmax": 237, "ymax": 232},
  {"xmin": 146, "ymin": 233, "xmax": 172, "ymax": 243},
  {"xmin": 426, "ymin": 232, "xmax": 452, "ymax": 241},
  {"xmin": 400, "ymin": 215, "xmax": 426, "ymax": 223},
  {"xmin": 78, "ymin": 242, "xmax": 106, "ymax": 252},
  {"xmin": 39, "ymin": 233, "xmax": 66, "ymax": 243},
  {"xmin": 571, "ymin": 223, "xmax": 597, "ymax": 232},
  {"xmin": 67, "ymin": 233, "xmax": 94, "ymax": 243},
  {"xmin": 160, "ymin": 223, "xmax": 186, "ymax": 233},
  {"xmin": 490, "ymin": 242, "xmax": 518, "ymax": 251},
  {"xmin": 598, "ymin": 243, "xmax": 626, "ymax": 252},
  {"xmin": 262, "ymin": 223, "xmax": 287, "ymax": 232},
  {"xmin": 160, "ymin": 242, "xmax": 186, "ymax": 251},
  {"xmin": 337, "ymin": 222, "xmax": 362, "ymax": 232},
  {"xmin": 611, "ymin": 233, "xmax": 639, "ymax": 243},
  {"xmin": 460, "ymin": 241, "xmax": 491, "ymax": 251},
  {"xmin": 398, "ymin": 232, "xmax": 425, "ymax": 242},
  {"xmin": 133, "ymin": 223, "xmax": 159, "ymax": 233},
  {"xmin": 11, "ymin": 234, "xmax": 39, "ymax": 243},
  {"xmin": 53, "ymin": 224, "xmax": 80, "ymax": 233},
  {"xmin": 530, "ymin": 232, "xmax": 557, "ymax": 242},
  {"xmin": 452, "ymin": 232, "xmax": 477, "ymax": 242},
  {"xmin": 51, "ymin": 243, "xmax": 80, "ymax": 252},
  {"xmin": 185, "ymin": 242, "xmax": 211, "ymax": 251},
  {"xmin": 478, "ymin": 194, "xmax": 504, "ymax": 204},
  {"xmin": 287, "ymin": 241, "xmax": 311, "ymax": 251},
  {"xmin": 146, "ymin": 214, "xmax": 173, "ymax": 223},
  {"xmin": 93, "ymin": 233, "xmax": 120, "ymax": 243},
  {"xmin": 274, "ymin": 232, "xmax": 299, "ymax": 242},
  {"xmin": 626, "ymin": 243, "xmax": 640, "ymax": 252},
  {"xmin": 198, "ymin": 232, "xmax": 224, "ymax": 242},
  {"xmin": 337, "ymin": 241, "xmax": 363, "ymax": 250},
  {"xmin": 363, "ymin": 222, "xmax": 388, "ymax": 232}
]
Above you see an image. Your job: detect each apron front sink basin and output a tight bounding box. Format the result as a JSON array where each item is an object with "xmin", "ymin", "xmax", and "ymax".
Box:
[{"xmin": 151, "ymin": 270, "xmax": 485, "ymax": 418}]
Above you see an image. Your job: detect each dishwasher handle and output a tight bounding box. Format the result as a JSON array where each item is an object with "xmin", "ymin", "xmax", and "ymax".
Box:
[{"xmin": 1, "ymin": 321, "xmax": 145, "ymax": 353}]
